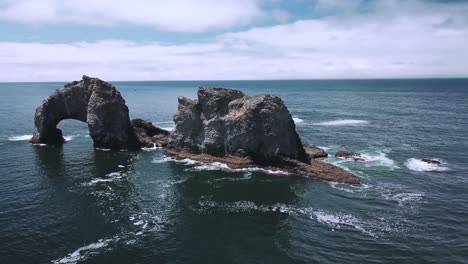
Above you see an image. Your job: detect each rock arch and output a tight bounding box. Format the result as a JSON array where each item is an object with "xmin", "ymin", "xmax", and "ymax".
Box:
[{"xmin": 30, "ymin": 76, "xmax": 141, "ymax": 150}]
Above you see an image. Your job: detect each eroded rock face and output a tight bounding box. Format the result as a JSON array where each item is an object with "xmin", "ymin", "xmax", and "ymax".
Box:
[
  {"xmin": 167, "ymin": 87, "xmax": 360, "ymax": 184},
  {"xmin": 30, "ymin": 76, "xmax": 141, "ymax": 150},
  {"xmin": 169, "ymin": 87, "xmax": 309, "ymax": 165}
]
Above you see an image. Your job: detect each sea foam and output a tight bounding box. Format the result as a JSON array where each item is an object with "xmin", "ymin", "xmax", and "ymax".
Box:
[
  {"xmin": 8, "ymin": 135, "xmax": 32, "ymax": 141},
  {"xmin": 293, "ymin": 117, "xmax": 304, "ymax": 123},
  {"xmin": 405, "ymin": 158, "xmax": 448, "ymax": 172},
  {"xmin": 9, "ymin": 134, "xmax": 79, "ymax": 142},
  {"xmin": 53, "ymin": 238, "xmax": 113, "ymax": 264},
  {"xmin": 313, "ymin": 119, "xmax": 369, "ymax": 126}
]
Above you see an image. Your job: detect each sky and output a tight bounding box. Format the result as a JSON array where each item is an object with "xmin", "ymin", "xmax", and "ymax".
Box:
[{"xmin": 0, "ymin": 0, "xmax": 467, "ymax": 81}]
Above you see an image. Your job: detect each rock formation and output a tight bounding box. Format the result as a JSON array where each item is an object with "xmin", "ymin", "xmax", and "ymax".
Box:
[
  {"xmin": 304, "ymin": 144, "xmax": 328, "ymax": 159},
  {"xmin": 335, "ymin": 150, "xmax": 365, "ymax": 161},
  {"xmin": 167, "ymin": 87, "xmax": 360, "ymax": 184},
  {"xmin": 168, "ymin": 87, "xmax": 308, "ymax": 165},
  {"xmin": 131, "ymin": 118, "xmax": 170, "ymax": 148},
  {"xmin": 421, "ymin": 159, "xmax": 441, "ymax": 165},
  {"xmin": 30, "ymin": 76, "xmax": 142, "ymax": 150}
]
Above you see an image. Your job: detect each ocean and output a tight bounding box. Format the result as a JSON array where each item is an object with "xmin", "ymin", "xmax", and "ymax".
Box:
[{"xmin": 0, "ymin": 79, "xmax": 467, "ymax": 263}]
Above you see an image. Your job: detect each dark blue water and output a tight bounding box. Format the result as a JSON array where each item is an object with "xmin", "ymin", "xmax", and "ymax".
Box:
[{"xmin": 1, "ymin": 79, "xmax": 467, "ymax": 263}]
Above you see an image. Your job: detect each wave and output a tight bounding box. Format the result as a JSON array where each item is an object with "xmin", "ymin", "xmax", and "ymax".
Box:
[
  {"xmin": 52, "ymin": 238, "xmax": 114, "ymax": 264},
  {"xmin": 405, "ymin": 158, "xmax": 448, "ymax": 172},
  {"xmin": 8, "ymin": 134, "xmax": 79, "ymax": 142},
  {"xmin": 153, "ymin": 156, "xmax": 289, "ymax": 175},
  {"xmin": 142, "ymin": 144, "xmax": 163, "ymax": 151},
  {"xmin": 154, "ymin": 121, "xmax": 175, "ymax": 131},
  {"xmin": 8, "ymin": 135, "xmax": 31, "ymax": 141},
  {"xmin": 359, "ymin": 152, "xmax": 398, "ymax": 168},
  {"xmin": 84, "ymin": 172, "xmax": 127, "ymax": 186},
  {"xmin": 64, "ymin": 134, "xmax": 80, "ymax": 141},
  {"xmin": 313, "ymin": 119, "xmax": 369, "ymax": 126},
  {"xmin": 292, "ymin": 117, "xmax": 304, "ymax": 123},
  {"xmin": 313, "ymin": 210, "xmax": 375, "ymax": 237},
  {"xmin": 196, "ymin": 199, "xmax": 378, "ymax": 237}
]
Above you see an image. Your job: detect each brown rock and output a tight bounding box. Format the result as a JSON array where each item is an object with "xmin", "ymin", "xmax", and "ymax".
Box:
[
  {"xmin": 335, "ymin": 150, "xmax": 365, "ymax": 161},
  {"xmin": 421, "ymin": 159, "xmax": 441, "ymax": 165},
  {"xmin": 304, "ymin": 144, "xmax": 328, "ymax": 159}
]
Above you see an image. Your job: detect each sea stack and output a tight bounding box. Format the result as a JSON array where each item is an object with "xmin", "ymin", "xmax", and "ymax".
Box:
[
  {"xmin": 166, "ymin": 87, "xmax": 360, "ymax": 184},
  {"xmin": 30, "ymin": 76, "xmax": 168, "ymax": 150}
]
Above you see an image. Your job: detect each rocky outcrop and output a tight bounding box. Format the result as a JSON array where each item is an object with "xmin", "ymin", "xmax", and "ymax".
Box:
[
  {"xmin": 335, "ymin": 150, "xmax": 364, "ymax": 161},
  {"xmin": 421, "ymin": 159, "xmax": 441, "ymax": 165},
  {"xmin": 30, "ymin": 76, "xmax": 141, "ymax": 150},
  {"xmin": 131, "ymin": 118, "xmax": 170, "ymax": 148},
  {"xmin": 304, "ymin": 144, "xmax": 328, "ymax": 159},
  {"xmin": 168, "ymin": 87, "xmax": 308, "ymax": 165},
  {"xmin": 167, "ymin": 87, "xmax": 360, "ymax": 184}
]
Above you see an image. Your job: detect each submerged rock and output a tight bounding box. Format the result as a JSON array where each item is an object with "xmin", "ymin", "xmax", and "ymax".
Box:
[
  {"xmin": 335, "ymin": 150, "xmax": 365, "ymax": 161},
  {"xmin": 131, "ymin": 118, "xmax": 170, "ymax": 148},
  {"xmin": 30, "ymin": 76, "xmax": 141, "ymax": 150},
  {"xmin": 304, "ymin": 144, "xmax": 328, "ymax": 159},
  {"xmin": 167, "ymin": 87, "xmax": 360, "ymax": 184},
  {"xmin": 421, "ymin": 159, "xmax": 441, "ymax": 165}
]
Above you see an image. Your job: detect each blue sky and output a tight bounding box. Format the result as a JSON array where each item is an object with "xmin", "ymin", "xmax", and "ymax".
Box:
[{"xmin": 0, "ymin": 0, "xmax": 467, "ymax": 81}]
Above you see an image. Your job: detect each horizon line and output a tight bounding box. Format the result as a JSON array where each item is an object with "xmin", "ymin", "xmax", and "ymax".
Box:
[{"xmin": 1, "ymin": 76, "xmax": 468, "ymax": 84}]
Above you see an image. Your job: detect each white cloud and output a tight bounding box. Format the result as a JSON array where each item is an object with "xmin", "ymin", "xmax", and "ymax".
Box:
[
  {"xmin": 0, "ymin": 0, "xmax": 265, "ymax": 32},
  {"xmin": 0, "ymin": 0, "xmax": 467, "ymax": 81}
]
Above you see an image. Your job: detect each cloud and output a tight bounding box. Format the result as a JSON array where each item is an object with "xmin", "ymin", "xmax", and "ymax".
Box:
[
  {"xmin": 0, "ymin": 0, "xmax": 467, "ymax": 81},
  {"xmin": 0, "ymin": 0, "xmax": 266, "ymax": 32}
]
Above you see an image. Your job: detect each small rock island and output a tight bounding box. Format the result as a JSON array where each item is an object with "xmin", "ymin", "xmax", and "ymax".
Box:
[{"xmin": 30, "ymin": 76, "xmax": 360, "ymax": 184}]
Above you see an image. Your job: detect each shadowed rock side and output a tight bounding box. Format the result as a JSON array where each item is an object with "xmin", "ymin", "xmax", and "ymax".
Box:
[
  {"xmin": 30, "ymin": 76, "xmax": 141, "ymax": 150},
  {"xmin": 166, "ymin": 87, "xmax": 360, "ymax": 184}
]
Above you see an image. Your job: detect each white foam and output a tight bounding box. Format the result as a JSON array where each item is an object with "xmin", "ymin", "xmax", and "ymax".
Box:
[
  {"xmin": 84, "ymin": 172, "xmax": 126, "ymax": 185},
  {"xmin": 313, "ymin": 210, "xmax": 375, "ymax": 237},
  {"xmin": 95, "ymin": 148, "xmax": 111, "ymax": 151},
  {"xmin": 392, "ymin": 192, "xmax": 424, "ymax": 206},
  {"xmin": 8, "ymin": 135, "xmax": 31, "ymax": 141},
  {"xmin": 197, "ymin": 199, "xmax": 376, "ymax": 237},
  {"xmin": 405, "ymin": 158, "xmax": 448, "ymax": 172},
  {"xmin": 53, "ymin": 238, "xmax": 113, "ymax": 264},
  {"xmin": 152, "ymin": 156, "xmax": 289, "ymax": 175},
  {"xmin": 292, "ymin": 117, "xmax": 304, "ymax": 123},
  {"xmin": 142, "ymin": 144, "xmax": 163, "ymax": 151},
  {"xmin": 64, "ymin": 134, "xmax": 79, "ymax": 141},
  {"xmin": 313, "ymin": 119, "xmax": 369, "ymax": 126},
  {"xmin": 360, "ymin": 152, "xmax": 398, "ymax": 168},
  {"xmin": 317, "ymin": 146, "xmax": 331, "ymax": 151},
  {"xmin": 328, "ymin": 182, "xmax": 373, "ymax": 194},
  {"xmin": 160, "ymin": 126, "xmax": 175, "ymax": 131}
]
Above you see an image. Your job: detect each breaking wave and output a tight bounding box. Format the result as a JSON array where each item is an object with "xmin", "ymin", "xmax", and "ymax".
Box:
[
  {"xmin": 52, "ymin": 238, "xmax": 114, "ymax": 264},
  {"xmin": 152, "ymin": 156, "xmax": 289, "ymax": 175},
  {"xmin": 405, "ymin": 158, "xmax": 449, "ymax": 172},
  {"xmin": 292, "ymin": 117, "xmax": 304, "ymax": 123}
]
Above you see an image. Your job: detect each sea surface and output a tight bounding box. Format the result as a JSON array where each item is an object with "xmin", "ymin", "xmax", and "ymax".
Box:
[{"xmin": 0, "ymin": 79, "xmax": 467, "ymax": 263}]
